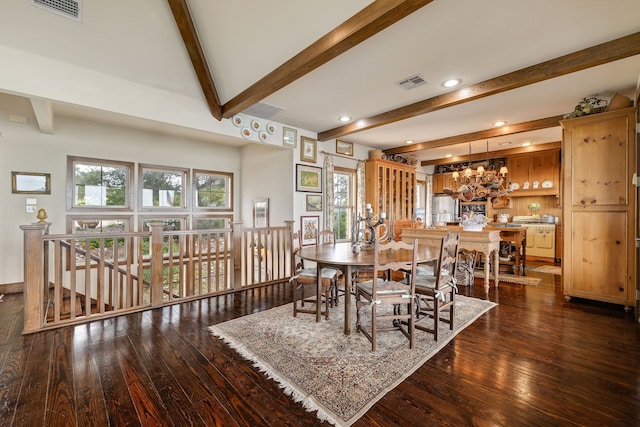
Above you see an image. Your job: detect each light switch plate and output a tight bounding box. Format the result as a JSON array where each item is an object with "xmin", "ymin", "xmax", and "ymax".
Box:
[{"xmin": 26, "ymin": 205, "xmax": 37, "ymax": 213}]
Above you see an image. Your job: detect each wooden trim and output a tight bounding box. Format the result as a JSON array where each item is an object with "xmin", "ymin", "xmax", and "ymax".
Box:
[
  {"xmin": 221, "ymin": 0, "xmax": 433, "ymax": 118},
  {"xmin": 318, "ymin": 32, "xmax": 640, "ymax": 141},
  {"xmin": 167, "ymin": 0, "xmax": 222, "ymax": 120},
  {"xmin": 422, "ymin": 141, "xmax": 561, "ymax": 167},
  {"xmin": 386, "ymin": 115, "xmax": 564, "ymax": 157},
  {"xmin": 0, "ymin": 282, "xmax": 24, "ymax": 294}
]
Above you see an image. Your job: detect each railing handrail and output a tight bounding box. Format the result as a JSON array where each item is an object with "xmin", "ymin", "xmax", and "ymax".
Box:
[{"xmin": 21, "ymin": 221, "xmax": 295, "ymax": 333}]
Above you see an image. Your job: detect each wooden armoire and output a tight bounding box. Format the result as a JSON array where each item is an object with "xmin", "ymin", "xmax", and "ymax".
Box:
[{"xmin": 561, "ymin": 107, "xmax": 637, "ymax": 309}]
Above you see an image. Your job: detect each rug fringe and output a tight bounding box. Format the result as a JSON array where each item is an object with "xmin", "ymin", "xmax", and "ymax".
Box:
[{"xmin": 210, "ymin": 329, "xmax": 345, "ymax": 426}]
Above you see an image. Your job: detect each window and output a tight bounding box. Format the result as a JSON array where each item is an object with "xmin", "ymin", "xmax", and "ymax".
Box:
[
  {"xmin": 333, "ymin": 167, "xmax": 356, "ymax": 241},
  {"xmin": 193, "ymin": 215, "xmax": 232, "ymax": 230},
  {"xmin": 68, "ymin": 156, "xmax": 133, "ymax": 210},
  {"xmin": 139, "ymin": 216, "xmax": 187, "ymax": 232},
  {"xmin": 139, "ymin": 164, "xmax": 188, "ymax": 210},
  {"xmin": 193, "ymin": 170, "xmax": 233, "ymax": 211},
  {"xmin": 66, "ymin": 215, "xmax": 132, "ymax": 264}
]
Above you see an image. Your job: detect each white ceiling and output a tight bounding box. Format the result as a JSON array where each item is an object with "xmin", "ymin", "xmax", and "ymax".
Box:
[{"xmin": 0, "ymin": 0, "xmax": 639, "ymax": 162}]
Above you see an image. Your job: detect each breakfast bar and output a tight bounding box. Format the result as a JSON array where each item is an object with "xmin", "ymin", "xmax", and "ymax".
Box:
[{"xmin": 402, "ymin": 227, "xmax": 502, "ymax": 293}]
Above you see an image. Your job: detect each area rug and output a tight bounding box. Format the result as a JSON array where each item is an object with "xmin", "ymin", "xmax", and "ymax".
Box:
[
  {"xmin": 473, "ymin": 271, "xmax": 542, "ymax": 286},
  {"xmin": 527, "ymin": 265, "xmax": 561, "ymax": 275},
  {"xmin": 208, "ymin": 295, "xmax": 496, "ymax": 426}
]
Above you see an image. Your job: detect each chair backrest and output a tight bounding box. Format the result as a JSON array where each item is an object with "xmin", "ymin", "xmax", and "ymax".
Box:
[
  {"xmin": 371, "ymin": 239, "xmax": 418, "ymax": 296},
  {"xmin": 317, "ymin": 229, "xmax": 336, "ymax": 246},
  {"xmin": 434, "ymin": 232, "xmax": 460, "ymax": 289},
  {"xmin": 290, "ymin": 231, "xmax": 304, "ymax": 271}
]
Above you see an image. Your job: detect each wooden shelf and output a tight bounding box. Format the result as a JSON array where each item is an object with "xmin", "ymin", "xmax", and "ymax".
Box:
[{"xmin": 509, "ymin": 189, "xmax": 558, "ymax": 197}]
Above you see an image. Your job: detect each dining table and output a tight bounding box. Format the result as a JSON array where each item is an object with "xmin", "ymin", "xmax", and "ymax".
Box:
[{"xmin": 298, "ymin": 241, "xmax": 440, "ymax": 335}]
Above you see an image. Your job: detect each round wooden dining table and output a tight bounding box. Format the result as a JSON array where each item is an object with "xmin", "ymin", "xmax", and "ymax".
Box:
[{"xmin": 298, "ymin": 241, "xmax": 440, "ymax": 334}]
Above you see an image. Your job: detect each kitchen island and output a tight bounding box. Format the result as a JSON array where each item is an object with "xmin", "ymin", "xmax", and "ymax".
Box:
[{"xmin": 402, "ymin": 227, "xmax": 501, "ymax": 293}]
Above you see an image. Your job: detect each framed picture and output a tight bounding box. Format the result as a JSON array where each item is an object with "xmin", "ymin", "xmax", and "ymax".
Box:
[
  {"xmin": 336, "ymin": 140, "xmax": 354, "ymax": 156},
  {"xmin": 296, "ymin": 164, "xmax": 322, "ymax": 193},
  {"xmin": 306, "ymin": 194, "xmax": 322, "ymax": 211},
  {"xmin": 253, "ymin": 198, "xmax": 269, "ymax": 228},
  {"xmin": 283, "ymin": 127, "xmax": 297, "ymax": 148},
  {"xmin": 300, "ymin": 216, "xmax": 319, "ymax": 246},
  {"xmin": 300, "ymin": 136, "xmax": 317, "ymax": 163},
  {"xmin": 12, "ymin": 171, "xmax": 51, "ymax": 194}
]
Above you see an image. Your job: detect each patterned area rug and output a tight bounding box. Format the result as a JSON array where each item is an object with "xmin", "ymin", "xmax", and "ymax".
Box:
[
  {"xmin": 527, "ymin": 265, "xmax": 561, "ymax": 275},
  {"xmin": 473, "ymin": 271, "xmax": 542, "ymax": 286},
  {"xmin": 209, "ymin": 295, "xmax": 496, "ymax": 426}
]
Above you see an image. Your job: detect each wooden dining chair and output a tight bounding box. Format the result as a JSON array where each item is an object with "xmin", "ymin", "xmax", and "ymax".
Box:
[
  {"xmin": 455, "ymin": 248, "xmax": 478, "ymax": 287},
  {"xmin": 290, "ymin": 231, "xmax": 341, "ymax": 319},
  {"xmin": 355, "ymin": 239, "xmax": 417, "ymax": 351},
  {"xmin": 414, "ymin": 232, "xmax": 460, "ymax": 341},
  {"xmin": 316, "ymin": 230, "xmax": 345, "ymax": 306}
]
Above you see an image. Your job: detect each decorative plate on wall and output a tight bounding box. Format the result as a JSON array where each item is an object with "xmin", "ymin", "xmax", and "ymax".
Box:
[
  {"xmin": 266, "ymin": 123, "xmax": 276, "ymax": 134},
  {"xmin": 541, "ymin": 180, "xmax": 553, "ymax": 188},
  {"xmin": 251, "ymin": 120, "xmax": 261, "ymax": 131},
  {"xmin": 232, "ymin": 115, "xmax": 244, "ymax": 127},
  {"xmin": 258, "ymin": 131, "xmax": 269, "ymax": 142},
  {"xmin": 241, "ymin": 127, "xmax": 252, "ymax": 139}
]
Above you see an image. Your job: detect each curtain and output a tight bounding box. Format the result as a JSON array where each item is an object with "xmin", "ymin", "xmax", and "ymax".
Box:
[
  {"xmin": 324, "ymin": 154, "xmax": 334, "ymax": 233},
  {"xmin": 356, "ymin": 160, "xmax": 365, "ymax": 217}
]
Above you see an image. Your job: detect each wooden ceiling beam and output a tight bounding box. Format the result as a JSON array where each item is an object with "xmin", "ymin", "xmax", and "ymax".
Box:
[
  {"xmin": 421, "ymin": 141, "xmax": 561, "ymax": 167},
  {"xmin": 318, "ymin": 31, "xmax": 640, "ymax": 141},
  {"xmin": 221, "ymin": 0, "xmax": 434, "ymax": 119},
  {"xmin": 168, "ymin": 0, "xmax": 222, "ymax": 120},
  {"xmin": 385, "ymin": 115, "xmax": 564, "ymax": 155}
]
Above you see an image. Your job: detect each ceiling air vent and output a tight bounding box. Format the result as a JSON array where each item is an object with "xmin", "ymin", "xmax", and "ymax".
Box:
[
  {"xmin": 395, "ymin": 74, "xmax": 427, "ymax": 90},
  {"xmin": 32, "ymin": 0, "xmax": 82, "ymax": 22},
  {"xmin": 243, "ymin": 102, "xmax": 285, "ymax": 120}
]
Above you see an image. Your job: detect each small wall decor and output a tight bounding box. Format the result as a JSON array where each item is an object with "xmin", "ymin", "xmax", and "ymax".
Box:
[
  {"xmin": 283, "ymin": 127, "xmax": 297, "ymax": 148},
  {"xmin": 12, "ymin": 171, "xmax": 51, "ymax": 194},
  {"xmin": 296, "ymin": 164, "xmax": 322, "ymax": 193},
  {"xmin": 300, "ymin": 136, "xmax": 317, "ymax": 163},
  {"xmin": 306, "ymin": 194, "xmax": 322, "ymax": 211},
  {"xmin": 253, "ymin": 198, "xmax": 269, "ymax": 228},
  {"xmin": 300, "ymin": 215, "xmax": 319, "ymax": 246},
  {"xmin": 336, "ymin": 140, "xmax": 354, "ymax": 156}
]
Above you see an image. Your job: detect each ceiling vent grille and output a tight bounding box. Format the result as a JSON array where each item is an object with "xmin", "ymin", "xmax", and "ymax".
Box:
[
  {"xmin": 396, "ymin": 74, "xmax": 427, "ymax": 90},
  {"xmin": 243, "ymin": 102, "xmax": 285, "ymax": 119},
  {"xmin": 32, "ymin": 0, "xmax": 82, "ymax": 22}
]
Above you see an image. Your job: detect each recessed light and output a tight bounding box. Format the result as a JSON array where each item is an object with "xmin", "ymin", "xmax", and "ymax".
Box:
[
  {"xmin": 442, "ymin": 79, "xmax": 461, "ymax": 88},
  {"xmin": 339, "ymin": 115, "xmax": 351, "ymax": 123},
  {"xmin": 493, "ymin": 120, "xmax": 507, "ymax": 127},
  {"xmin": 405, "ymin": 140, "xmax": 414, "ymax": 144},
  {"xmin": 522, "ymin": 142, "xmax": 531, "ymax": 147},
  {"xmin": 445, "ymin": 154, "xmax": 453, "ymax": 158}
]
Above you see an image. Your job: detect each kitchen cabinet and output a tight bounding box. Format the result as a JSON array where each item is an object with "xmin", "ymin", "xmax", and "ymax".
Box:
[
  {"xmin": 561, "ymin": 107, "xmax": 636, "ymax": 309},
  {"xmin": 554, "ymin": 224, "xmax": 562, "ymax": 262},
  {"xmin": 365, "ymin": 158, "xmax": 416, "ymax": 238},
  {"xmin": 432, "ymin": 173, "xmax": 454, "ymax": 194},
  {"xmin": 507, "ymin": 149, "xmax": 560, "ymax": 197}
]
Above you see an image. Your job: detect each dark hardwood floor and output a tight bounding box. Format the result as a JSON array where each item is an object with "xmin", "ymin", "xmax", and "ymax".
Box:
[{"xmin": 1, "ymin": 264, "xmax": 639, "ymax": 426}]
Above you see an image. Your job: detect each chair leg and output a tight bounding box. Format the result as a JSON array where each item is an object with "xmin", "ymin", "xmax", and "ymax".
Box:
[
  {"xmin": 371, "ymin": 304, "xmax": 377, "ymax": 352},
  {"xmin": 292, "ymin": 280, "xmax": 300, "ymax": 317}
]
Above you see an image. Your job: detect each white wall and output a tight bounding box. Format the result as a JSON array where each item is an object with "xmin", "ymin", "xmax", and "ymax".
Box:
[
  {"xmin": 240, "ymin": 144, "xmax": 294, "ymax": 228},
  {"xmin": 0, "ymin": 93, "xmax": 244, "ymax": 284}
]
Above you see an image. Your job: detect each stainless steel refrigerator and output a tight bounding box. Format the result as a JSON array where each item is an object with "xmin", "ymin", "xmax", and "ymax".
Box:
[{"xmin": 431, "ymin": 194, "xmax": 459, "ymax": 225}]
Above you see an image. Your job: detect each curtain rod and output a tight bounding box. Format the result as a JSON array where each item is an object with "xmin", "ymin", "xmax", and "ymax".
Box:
[{"xmin": 320, "ymin": 150, "xmax": 362, "ymax": 161}]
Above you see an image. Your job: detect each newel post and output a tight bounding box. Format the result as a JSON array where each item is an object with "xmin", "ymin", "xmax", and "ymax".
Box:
[
  {"xmin": 284, "ymin": 220, "xmax": 295, "ymax": 277},
  {"xmin": 231, "ymin": 221, "xmax": 242, "ymax": 290},
  {"xmin": 148, "ymin": 223, "xmax": 165, "ymax": 306},
  {"xmin": 20, "ymin": 223, "xmax": 48, "ymax": 334}
]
